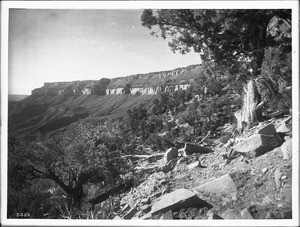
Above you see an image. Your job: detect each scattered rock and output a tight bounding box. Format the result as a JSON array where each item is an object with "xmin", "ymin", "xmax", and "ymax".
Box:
[
  {"xmin": 282, "ymin": 209, "xmax": 292, "ymax": 219},
  {"xmin": 265, "ymin": 209, "xmax": 292, "ymax": 219},
  {"xmin": 262, "ymin": 168, "xmax": 268, "ymax": 174},
  {"xmin": 277, "ymin": 124, "xmax": 291, "ymax": 133},
  {"xmin": 163, "ymin": 147, "xmax": 178, "ymax": 164},
  {"xmin": 207, "ymin": 210, "xmax": 223, "ymax": 219},
  {"xmin": 151, "ymin": 188, "xmax": 211, "ymax": 215},
  {"xmin": 123, "ymin": 207, "xmax": 138, "ymax": 220},
  {"xmin": 113, "ymin": 215, "xmax": 122, "ymax": 220},
  {"xmin": 280, "ymin": 139, "xmax": 292, "ymax": 160},
  {"xmin": 252, "ymin": 196, "xmax": 274, "ymax": 207},
  {"xmin": 140, "ymin": 204, "xmax": 151, "ymax": 213},
  {"xmin": 140, "ymin": 198, "xmax": 150, "ymax": 205},
  {"xmin": 276, "ymin": 116, "xmax": 292, "ymax": 133},
  {"xmin": 233, "ymin": 134, "xmax": 280, "ymax": 157},
  {"xmin": 151, "ymin": 191, "xmax": 162, "ymax": 199},
  {"xmin": 194, "ymin": 174, "xmax": 237, "ymax": 196},
  {"xmin": 159, "ymin": 159, "xmax": 178, "ymax": 173},
  {"xmin": 221, "ymin": 209, "xmax": 242, "ymax": 219},
  {"xmin": 210, "ymin": 162, "xmax": 219, "ymax": 169},
  {"xmin": 240, "ymin": 205, "xmax": 267, "ymax": 219},
  {"xmin": 138, "ymin": 212, "xmax": 151, "ymax": 220},
  {"xmin": 183, "ymin": 143, "xmax": 214, "ymax": 156},
  {"xmin": 159, "ymin": 179, "xmax": 168, "ymax": 185},
  {"xmin": 121, "ymin": 203, "xmax": 131, "ymax": 213},
  {"xmin": 280, "ymin": 183, "xmax": 292, "ymax": 204},
  {"xmin": 159, "ymin": 210, "xmax": 173, "ymax": 219},
  {"xmin": 274, "ymin": 169, "xmax": 282, "ymax": 190},
  {"xmin": 241, "ymin": 207, "xmax": 254, "ymax": 219},
  {"xmin": 281, "ymin": 175, "xmax": 287, "ymax": 180},
  {"xmin": 178, "ymin": 148, "xmax": 187, "ymax": 157},
  {"xmin": 187, "ymin": 161, "xmax": 200, "ymax": 170},
  {"xmin": 257, "ymin": 123, "xmax": 277, "ymax": 136}
]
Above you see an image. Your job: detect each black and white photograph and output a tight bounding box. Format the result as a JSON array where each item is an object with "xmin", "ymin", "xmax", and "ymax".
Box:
[{"xmin": 1, "ymin": 1, "xmax": 299, "ymax": 226}]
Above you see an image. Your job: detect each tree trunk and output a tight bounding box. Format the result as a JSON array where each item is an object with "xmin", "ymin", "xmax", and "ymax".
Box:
[
  {"xmin": 70, "ymin": 186, "xmax": 84, "ymax": 210},
  {"xmin": 235, "ymin": 79, "xmax": 261, "ymax": 130}
]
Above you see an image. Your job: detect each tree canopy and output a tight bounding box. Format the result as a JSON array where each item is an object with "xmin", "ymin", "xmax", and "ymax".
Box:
[
  {"xmin": 141, "ymin": 9, "xmax": 291, "ymax": 77},
  {"xmin": 9, "ymin": 120, "xmax": 133, "ymax": 211}
]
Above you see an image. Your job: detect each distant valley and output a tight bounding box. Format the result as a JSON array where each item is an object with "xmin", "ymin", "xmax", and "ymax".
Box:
[{"xmin": 8, "ymin": 94, "xmax": 29, "ymax": 102}]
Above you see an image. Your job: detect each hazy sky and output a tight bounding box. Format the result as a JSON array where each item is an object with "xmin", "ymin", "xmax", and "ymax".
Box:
[{"xmin": 8, "ymin": 9, "xmax": 200, "ymax": 95}]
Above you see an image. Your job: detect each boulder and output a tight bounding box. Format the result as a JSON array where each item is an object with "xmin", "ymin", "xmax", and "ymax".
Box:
[
  {"xmin": 140, "ymin": 205, "xmax": 151, "ymax": 213},
  {"xmin": 280, "ymin": 139, "xmax": 292, "ymax": 160},
  {"xmin": 113, "ymin": 215, "xmax": 122, "ymax": 220},
  {"xmin": 233, "ymin": 134, "xmax": 280, "ymax": 157},
  {"xmin": 277, "ymin": 116, "xmax": 292, "ymax": 133},
  {"xmin": 194, "ymin": 174, "xmax": 237, "ymax": 196},
  {"xmin": 159, "ymin": 159, "xmax": 178, "ymax": 173},
  {"xmin": 163, "ymin": 147, "xmax": 178, "ymax": 164},
  {"xmin": 240, "ymin": 205, "xmax": 267, "ymax": 219},
  {"xmin": 121, "ymin": 203, "xmax": 131, "ymax": 213},
  {"xmin": 159, "ymin": 210, "xmax": 173, "ymax": 219},
  {"xmin": 178, "ymin": 148, "xmax": 186, "ymax": 157},
  {"xmin": 123, "ymin": 207, "xmax": 138, "ymax": 220},
  {"xmin": 159, "ymin": 179, "xmax": 168, "ymax": 185},
  {"xmin": 207, "ymin": 210, "xmax": 223, "ymax": 219},
  {"xmin": 277, "ymin": 123, "xmax": 291, "ymax": 133},
  {"xmin": 140, "ymin": 198, "xmax": 150, "ymax": 205},
  {"xmin": 221, "ymin": 209, "xmax": 242, "ymax": 219},
  {"xmin": 151, "ymin": 188, "xmax": 211, "ymax": 215},
  {"xmin": 138, "ymin": 212, "xmax": 151, "ymax": 220},
  {"xmin": 187, "ymin": 161, "xmax": 200, "ymax": 170},
  {"xmin": 256, "ymin": 123, "xmax": 277, "ymax": 136},
  {"xmin": 183, "ymin": 143, "xmax": 214, "ymax": 156},
  {"xmin": 241, "ymin": 207, "xmax": 254, "ymax": 219}
]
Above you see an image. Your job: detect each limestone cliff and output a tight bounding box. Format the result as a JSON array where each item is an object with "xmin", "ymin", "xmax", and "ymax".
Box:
[{"xmin": 31, "ymin": 64, "xmax": 202, "ymax": 97}]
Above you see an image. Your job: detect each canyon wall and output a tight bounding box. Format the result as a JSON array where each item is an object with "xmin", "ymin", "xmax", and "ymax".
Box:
[{"xmin": 31, "ymin": 64, "xmax": 202, "ymax": 97}]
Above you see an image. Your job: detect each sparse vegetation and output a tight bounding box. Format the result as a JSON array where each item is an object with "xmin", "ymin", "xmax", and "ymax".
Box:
[{"xmin": 7, "ymin": 9, "xmax": 292, "ymax": 219}]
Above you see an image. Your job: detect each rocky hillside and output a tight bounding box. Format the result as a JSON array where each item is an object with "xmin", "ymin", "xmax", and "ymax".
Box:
[
  {"xmin": 8, "ymin": 64, "xmax": 203, "ymax": 135},
  {"xmin": 85, "ymin": 115, "xmax": 293, "ymax": 220}
]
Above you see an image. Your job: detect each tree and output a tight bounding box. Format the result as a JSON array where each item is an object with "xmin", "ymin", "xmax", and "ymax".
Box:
[
  {"xmin": 127, "ymin": 104, "xmax": 150, "ymax": 141},
  {"xmin": 141, "ymin": 9, "xmax": 291, "ymax": 128},
  {"xmin": 9, "ymin": 120, "xmax": 132, "ymax": 212}
]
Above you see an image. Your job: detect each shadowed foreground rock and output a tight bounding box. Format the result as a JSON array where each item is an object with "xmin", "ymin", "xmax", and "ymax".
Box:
[
  {"xmin": 183, "ymin": 143, "xmax": 214, "ymax": 156},
  {"xmin": 151, "ymin": 188, "xmax": 212, "ymax": 216},
  {"xmin": 233, "ymin": 134, "xmax": 280, "ymax": 157}
]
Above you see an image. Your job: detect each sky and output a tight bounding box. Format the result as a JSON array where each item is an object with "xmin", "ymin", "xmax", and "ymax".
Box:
[{"xmin": 8, "ymin": 9, "xmax": 201, "ymax": 95}]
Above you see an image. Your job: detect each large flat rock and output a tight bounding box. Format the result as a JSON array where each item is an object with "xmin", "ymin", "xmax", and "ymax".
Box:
[
  {"xmin": 256, "ymin": 123, "xmax": 277, "ymax": 136},
  {"xmin": 194, "ymin": 174, "xmax": 237, "ymax": 196},
  {"xmin": 233, "ymin": 134, "xmax": 280, "ymax": 157},
  {"xmin": 151, "ymin": 188, "xmax": 211, "ymax": 215}
]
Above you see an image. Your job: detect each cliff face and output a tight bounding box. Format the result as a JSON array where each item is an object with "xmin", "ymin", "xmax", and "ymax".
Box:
[
  {"xmin": 9, "ymin": 64, "xmax": 203, "ymax": 135},
  {"xmin": 31, "ymin": 64, "xmax": 202, "ymax": 97}
]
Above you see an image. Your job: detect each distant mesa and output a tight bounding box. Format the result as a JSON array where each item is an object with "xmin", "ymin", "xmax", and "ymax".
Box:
[{"xmin": 30, "ymin": 64, "xmax": 202, "ymax": 97}]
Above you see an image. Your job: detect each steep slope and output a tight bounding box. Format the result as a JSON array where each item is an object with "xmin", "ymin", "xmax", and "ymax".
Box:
[{"xmin": 9, "ymin": 94, "xmax": 155, "ymax": 135}]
